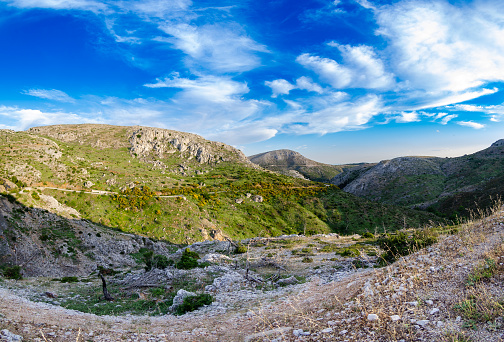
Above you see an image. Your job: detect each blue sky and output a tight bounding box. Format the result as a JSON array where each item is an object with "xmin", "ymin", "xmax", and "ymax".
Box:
[{"xmin": 1, "ymin": 0, "xmax": 504, "ymax": 164}]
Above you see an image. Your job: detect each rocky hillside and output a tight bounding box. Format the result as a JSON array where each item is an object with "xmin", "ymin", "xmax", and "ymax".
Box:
[
  {"xmin": 332, "ymin": 139, "xmax": 504, "ymax": 218},
  {"xmin": 0, "ymin": 202, "xmax": 502, "ymax": 342},
  {"xmin": 248, "ymin": 149, "xmax": 352, "ymax": 182}
]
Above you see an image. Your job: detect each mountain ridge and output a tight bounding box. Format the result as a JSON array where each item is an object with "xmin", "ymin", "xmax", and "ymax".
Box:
[
  {"xmin": 248, "ymin": 149, "xmax": 356, "ymax": 182},
  {"xmin": 331, "ymin": 139, "xmax": 504, "ymax": 217}
]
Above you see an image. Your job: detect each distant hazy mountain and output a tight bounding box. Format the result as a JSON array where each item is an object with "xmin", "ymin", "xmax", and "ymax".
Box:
[
  {"xmin": 248, "ymin": 149, "xmax": 350, "ymax": 183},
  {"xmin": 331, "ymin": 139, "xmax": 504, "ymax": 218}
]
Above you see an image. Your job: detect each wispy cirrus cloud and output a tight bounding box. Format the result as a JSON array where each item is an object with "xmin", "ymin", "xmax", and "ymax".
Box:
[
  {"xmin": 3, "ymin": 0, "xmax": 107, "ymax": 12},
  {"xmin": 457, "ymin": 121, "xmax": 485, "ymax": 130},
  {"xmin": 156, "ymin": 23, "xmax": 268, "ymax": 73},
  {"xmin": 22, "ymin": 89, "xmax": 75, "ymax": 103}
]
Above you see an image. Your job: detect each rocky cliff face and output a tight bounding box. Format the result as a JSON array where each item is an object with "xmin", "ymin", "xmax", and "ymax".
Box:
[{"xmin": 129, "ymin": 126, "xmax": 253, "ymax": 166}]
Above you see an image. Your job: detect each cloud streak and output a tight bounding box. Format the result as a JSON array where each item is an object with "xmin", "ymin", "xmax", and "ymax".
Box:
[{"xmin": 22, "ymin": 89, "xmax": 75, "ymax": 103}]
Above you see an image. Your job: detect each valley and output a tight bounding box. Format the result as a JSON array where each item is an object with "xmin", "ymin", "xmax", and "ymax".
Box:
[{"xmin": 0, "ymin": 124, "xmax": 502, "ymax": 342}]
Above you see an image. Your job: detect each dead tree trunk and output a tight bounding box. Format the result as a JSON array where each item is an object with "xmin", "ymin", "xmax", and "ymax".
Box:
[{"xmin": 99, "ymin": 274, "xmax": 114, "ymax": 301}]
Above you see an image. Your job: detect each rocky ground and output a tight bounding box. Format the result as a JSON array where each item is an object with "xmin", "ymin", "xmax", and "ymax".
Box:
[{"xmin": 1, "ymin": 208, "xmax": 504, "ymax": 341}]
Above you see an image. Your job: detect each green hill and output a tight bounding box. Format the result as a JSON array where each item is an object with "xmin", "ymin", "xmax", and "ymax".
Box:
[
  {"xmin": 0, "ymin": 124, "xmax": 442, "ymax": 244},
  {"xmin": 332, "ymin": 140, "xmax": 504, "ymax": 219}
]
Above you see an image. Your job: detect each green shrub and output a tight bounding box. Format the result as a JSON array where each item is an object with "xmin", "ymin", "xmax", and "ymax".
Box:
[
  {"xmin": 362, "ymin": 232, "xmax": 374, "ymax": 239},
  {"xmin": 175, "ymin": 293, "xmax": 213, "ymax": 315},
  {"xmin": 2, "ymin": 265, "xmax": 22, "ymax": 280},
  {"xmin": 176, "ymin": 248, "xmax": 200, "ymax": 270},
  {"xmin": 140, "ymin": 248, "xmax": 155, "ymax": 271},
  {"xmin": 301, "ymin": 257, "xmax": 313, "ymax": 263},
  {"xmin": 377, "ymin": 228, "xmax": 438, "ymax": 263},
  {"xmin": 60, "ymin": 276, "xmax": 79, "ymax": 283},
  {"xmin": 152, "ymin": 254, "xmax": 172, "ymax": 269},
  {"xmin": 466, "ymin": 258, "xmax": 497, "ymax": 286},
  {"xmin": 31, "ymin": 192, "xmax": 40, "ymax": 200},
  {"xmin": 338, "ymin": 248, "xmax": 360, "ymax": 257},
  {"xmin": 352, "ymin": 259, "xmax": 367, "ymax": 269},
  {"xmin": 235, "ymin": 243, "xmax": 247, "ymax": 254}
]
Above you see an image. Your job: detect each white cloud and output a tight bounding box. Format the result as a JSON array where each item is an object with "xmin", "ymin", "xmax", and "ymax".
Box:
[
  {"xmin": 282, "ymin": 94, "xmax": 384, "ymax": 135},
  {"xmin": 457, "ymin": 121, "xmax": 485, "ymax": 129},
  {"xmin": 375, "ymin": 1, "xmax": 504, "ymax": 93},
  {"xmin": 5, "ymin": 0, "xmax": 107, "ymax": 12},
  {"xmin": 265, "ymin": 77, "xmax": 324, "ymax": 98},
  {"xmin": 296, "ymin": 54, "xmax": 352, "ymax": 89},
  {"xmin": 265, "ymin": 79, "xmax": 296, "ymax": 98},
  {"xmin": 412, "ymin": 88, "xmax": 498, "ymax": 110},
  {"xmin": 126, "ymin": 0, "xmax": 192, "ymax": 19},
  {"xmin": 158, "ymin": 23, "xmax": 268, "ymax": 73},
  {"xmin": 145, "ymin": 74, "xmax": 250, "ymax": 104},
  {"xmin": 0, "ymin": 106, "xmax": 100, "ymax": 130},
  {"xmin": 356, "ymin": 0, "xmax": 376, "ymax": 10},
  {"xmin": 395, "ymin": 111, "xmax": 420, "ymax": 123},
  {"xmin": 297, "ymin": 43, "xmax": 394, "ymax": 90},
  {"xmin": 328, "ymin": 43, "xmax": 395, "ymax": 89},
  {"xmin": 208, "ymin": 125, "xmax": 278, "ymax": 145},
  {"xmin": 439, "ymin": 114, "xmax": 458, "ymax": 125},
  {"xmin": 144, "ymin": 74, "xmax": 269, "ymax": 133},
  {"xmin": 295, "ymin": 77, "xmax": 324, "ymax": 94},
  {"xmin": 449, "ymin": 103, "xmax": 504, "ymax": 116},
  {"xmin": 22, "ymin": 89, "xmax": 75, "ymax": 103}
]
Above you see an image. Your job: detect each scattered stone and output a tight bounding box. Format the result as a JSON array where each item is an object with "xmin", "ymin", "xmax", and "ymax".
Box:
[
  {"xmin": 321, "ymin": 328, "xmax": 333, "ymax": 333},
  {"xmin": 390, "ymin": 315, "xmax": 401, "ymax": 322},
  {"xmin": 425, "ymin": 300, "xmax": 434, "ymax": 306},
  {"xmin": 276, "ymin": 276, "xmax": 299, "ymax": 286},
  {"xmin": 244, "ymin": 327, "xmax": 292, "ymax": 342},
  {"xmin": 0, "ymin": 329, "xmax": 23, "ymax": 342},
  {"xmin": 367, "ymin": 314, "xmax": 379, "ymax": 321},
  {"xmin": 416, "ymin": 320, "xmax": 429, "ymax": 327},
  {"xmin": 251, "ymin": 195, "xmax": 263, "ymax": 203},
  {"xmin": 429, "ymin": 308, "xmax": 439, "ymax": 315},
  {"xmin": 83, "ymin": 181, "xmax": 94, "ymax": 188},
  {"xmin": 198, "ymin": 253, "xmax": 232, "ymax": 264},
  {"xmin": 293, "ymin": 329, "xmax": 310, "ymax": 337}
]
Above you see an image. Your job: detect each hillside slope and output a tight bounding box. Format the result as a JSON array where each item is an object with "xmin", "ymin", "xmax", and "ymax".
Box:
[
  {"xmin": 0, "ymin": 124, "xmax": 441, "ymax": 244},
  {"xmin": 332, "ymin": 140, "xmax": 504, "ymax": 218},
  {"xmin": 0, "ymin": 204, "xmax": 502, "ymax": 342},
  {"xmin": 248, "ymin": 149, "xmax": 353, "ymax": 182}
]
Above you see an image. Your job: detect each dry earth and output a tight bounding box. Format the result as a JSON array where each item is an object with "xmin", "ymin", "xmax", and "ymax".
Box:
[{"xmin": 1, "ymin": 208, "xmax": 504, "ymax": 342}]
